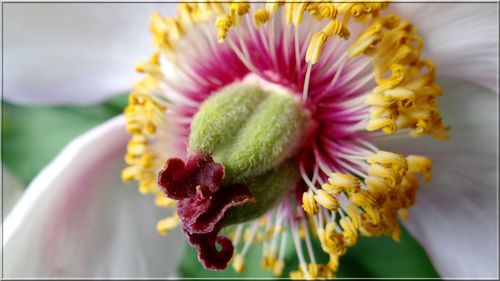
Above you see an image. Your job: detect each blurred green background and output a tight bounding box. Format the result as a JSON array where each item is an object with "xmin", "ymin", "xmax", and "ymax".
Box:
[{"xmin": 1, "ymin": 96, "xmax": 438, "ymax": 278}]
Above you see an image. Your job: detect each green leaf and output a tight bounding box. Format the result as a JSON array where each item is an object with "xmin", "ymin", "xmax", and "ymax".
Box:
[
  {"xmin": 1, "ymin": 94, "xmax": 128, "ymax": 185},
  {"xmin": 177, "ymin": 224, "xmax": 438, "ymax": 278}
]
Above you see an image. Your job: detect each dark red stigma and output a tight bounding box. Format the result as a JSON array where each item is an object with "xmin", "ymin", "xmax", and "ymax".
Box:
[{"xmin": 158, "ymin": 154, "xmax": 252, "ymax": 270}]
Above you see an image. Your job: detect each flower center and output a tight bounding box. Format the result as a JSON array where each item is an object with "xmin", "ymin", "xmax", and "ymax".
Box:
[
  {"xmin": 122, "ymin": 2, "xmax": 450, "ymax": 277},
  {"xmin": 157, "ymin": 77, "xmax": 312, "ymax": 270}
]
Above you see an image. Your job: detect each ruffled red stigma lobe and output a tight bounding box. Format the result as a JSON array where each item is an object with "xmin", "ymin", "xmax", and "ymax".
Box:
[
  {"xmin": 158, "ymin": 155, "xmax": 252, "ymax": 270},
  {"xmin": 158, "ymin": 155, "xmax": 224, "ymax": 200},
  {"xmin": 185, "ymin": 223, "xmax": 234, "ymax": 270}
]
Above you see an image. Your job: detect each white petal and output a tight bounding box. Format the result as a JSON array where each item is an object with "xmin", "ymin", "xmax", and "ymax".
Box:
[
  {"xmin": 3, "ymin": 115, "xmax": 184, "ymax": 278},
  {"xmin": 4, "ymin": 3, "xmax": 176, "ymax": 105},
  {"xmin": 1, "ymin": 165, "xmax": 25, "ymax": 216},
  {"xmin": 376, "ymin": 78, "xmax": 498, "ymax": 278},
  {"xmin": 393, "ymin": 3, "xmax": 499, "ymax": 92}
]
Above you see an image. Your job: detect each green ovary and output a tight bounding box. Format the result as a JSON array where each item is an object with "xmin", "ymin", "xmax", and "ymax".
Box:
[{"xmin": 188, "ymin": 80, "xmax": 311, "ymax": 225}]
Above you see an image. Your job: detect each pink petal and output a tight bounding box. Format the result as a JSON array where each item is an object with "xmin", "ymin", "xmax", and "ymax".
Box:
[{"xmin": 3, "ymin": 116, "xmax": 184, "ymax": 277}]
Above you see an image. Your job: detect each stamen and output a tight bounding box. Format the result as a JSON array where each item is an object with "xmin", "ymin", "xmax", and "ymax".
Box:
[
  {"xmin": 314, "ymin": 189, "xmax": 340, "ymax": 211},
  {"xmin": 232, "ymin": 221, "xmax": 259, "ymax": 273},
  {"xmin": 302, "ymin": 189, "xmax": 319, "ymax": 216},
  {"xmin": 302, "ymin": 219, "xmax": 317, "ymax": 266},
  {"xmin": 274, "ymin": 228, "xmax": 288, "ymax": 276},
  {"xmin": 407, "ymin": 155, "xmax": 432, "ymax": 182},
  {"xmin": 232, "ymin": 224, "xmax": 245, "ymax": 248},
  {"xmin": 302, "ymin": 63, "xmax": 313, "ymax": 103},
  {"xmin": 157, "ymin": 212, "xmax": 179, "ymax": 235}
]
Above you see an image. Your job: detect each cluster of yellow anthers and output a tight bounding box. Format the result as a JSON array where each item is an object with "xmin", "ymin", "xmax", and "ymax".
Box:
[
  {"xmin": 150, "ymin": 3, "xmax": 224, "ymax": 55},
  {"xmin": 216, "ymin": 2, "xmax": 387, "ymax": 45},
  {"xmin": 122, "ymin": 52, "xmax": 179, "ymax": 235},
  {"xmin": 299, "ymin": 151, "xmax": 431, "ymax": 278},
  {"xmin": 350, "ymin": 15, "xmax": 449, "ymax": 139},
  {"xmin": 123, "ymin": 1, "xmax": 445, "ymax": 278}
]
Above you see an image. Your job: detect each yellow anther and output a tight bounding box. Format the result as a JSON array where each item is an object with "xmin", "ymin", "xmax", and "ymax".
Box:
[
  {"xmin": 121, "ymin": 166, "xmax": 140, "ymax": 182},
  {"xmin": 407, "ymin": 155, "xmax": 432, "ymax": 182},
  {"xmin": 192, "ymin": 3, "xmax": 219, "ymax": 22},
  {"xmin": 144, "ymin": 123, "xmax": 157, "ymax": 135},
  {"xmin": 317, "ymin": 264, "xmax": 335, "ymax": 278},
  {"xmin": 392, "ymin": 225, "xmax": 401, "ymax": 242},
  {"xmin": 157, "ymin": 213, "xmax": 179, "ymax": 235},
  {"xmin": 292, "ymin": 2, "xmax": 308, "ymax": 26},
  {"xmin": 367, "ymin": 151, "xmax": 407, "ymax": 175},
  {"xmin": 328, "ymin": 254, "xmax": 340, "ymax": 272},
  {"xmin": 381, "ymin": 13, "xmax": 401, "ymax": 29},
  {"xmin": 367, "ymin": 117, "xmax": 397, "ymax": 134},
  {"xmin": 126, "ymin": 138, "xmax": 148, "ymax": 157},
  {"xmin": 273, "ymin": 260, "xmax": 285, "ymax": 276},
  {"xmin": 306, "ymin": 21, "xmax": 350, "ymax": 64},
  {"xmin": 323, "ymin": 223, "xmax": 346, "ymax": 256},
  {"xmin": 308, "ymin": 263, "xmax": 319, "ymax": 278},
  {"xmin": 132, "ymin": 76, "xmax": 159, "ymax": 93},
  {"xmin": 177, "ymin": 3, "xmax": 195, "ymax": 26},
  {"xmin": 215, "ymin": 14, "xmax": 233, "ymax": 43},
  {"xmin": 339, "ymin": 217, "xmax": 358, "ymax": 246},
  {"xmin": 266, "ymin": 0, "xmax": 283, "ymax": 14},
  {"xmin": 385, "ymin": 88, "xmax": 416, "ymax": 108},
  {"xmin": 350, "ymin": 3, "xmax": 366, "ymax": 18},
  {"xmin": 370, "ymin": 106, "xmax": 398, "ymax": 120},
  {"xmin": 326, "ymin": 173, "xmax": 361, "ymax": 194},
  {"xmin": 284, "ymin": 3, "xmax": 295, "ymax": 25},
  {"xmin": 290, "ymin": 269, "xmax": 303, "ymax": 279},
  {"xmin": 208, "ymin": 2, "xmax": 225, "ymax": 16},
  {"xmin": 232, "ymin": 253, "xmax": 245, "ymax": 273},
  {"xmin": 243, "ymin": 228, "xmax": 255, "ymax": 243},
  {"xmin": 365, "ymin": 92, "xmax": 395, "ymax": 107},
  {"xmin": 230, "ymin": 2, "xmax": 250, "ymax": 17},
  {"xmin": 253, "ymin": 9, "xmax": 270, "ymax": 28},
  {"xmin": 321, "ymin": 183, "xmax": 343, "ymax": 195},
  {"xmin": 323, "ymin": 20, "xmax": 350, "ymax": 39},
  {"xmin": 348, "ymin": 20, "xmax": 383, "ymax": 57},
  {"xmin": 349, "ymin": 190, "xmax": 377, "ymax": 208},
  {"xmin": 125, "ymin": 121, "xmax": 143, "ymax": 135},
  {"xmin": 298, "ymin": 224, "xmax": 306, "ymax": 240},
  {"xmin": 302, "ymin": 189, "xmax": 319, "ymax": 216},
  {"xmin": 318, "ymin": 3, "xmax": 337, "ymax": 19},
  {"xmin": 139, "ymin": 153, "xmax": 154, "ymax": 168},
  {"xmin": 368, "ymin": 164, "xmax": 401, "ymax": 188},
  {"xmin": 389, "ymin": 44, "xmax": 420, "ymax": 66},
  {"xmin": 164, "ymin": 17, "xmax": 183, "ymax": 41},
  {"xmin": 151, "ymin": 12, "xmax": 168, "ymax": 33},
  {"xmin": 334, "ymin": 2, "xmax": 353, "ymax": 14},
  {"xmin": 398, "ymin": 208, "xmax": 409, "ymax": 221},
  {"xmin": 305, "ymin": 31, "xmax": 328, "ymax": 64},
  {"xmin": 155, "ymin": 192, "xmax": 177, "ymax": 208},
  {"xmin": 314, "ymin": 189, "xmax": 340, "ymax": 211},
  {"xmin": 305, "ymin": 3, "xmax": 321, "ymax": 20},
  {"xmin": 402, "ymin": 172, "xmax": 420, "ymax": 190},
  {"xmin": 364, "ymin": 206, "xmax": 381, "ymax": 224},
  {"xmin": 346, "ymin": 205, "xmax": 362, "ymax": 228},
  {"xmin": 135, "ymin": 61, "xmax": 162, "ymax": 79},
  {"xmin": 138, "ymin": 176, "xmax": 157, "ymax": 194},
  {"xmin": 375, "ymin": 64, "xmax": 406, "ymax": 91},
  {"xmin": 261, "ymin": 250, "xmax": 277, "ymax": 269}
]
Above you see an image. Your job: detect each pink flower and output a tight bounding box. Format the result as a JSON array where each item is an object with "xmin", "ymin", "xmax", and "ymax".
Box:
[{"xmin": 3, "ymin": 2, "xmax": 498, "ymax": 278}]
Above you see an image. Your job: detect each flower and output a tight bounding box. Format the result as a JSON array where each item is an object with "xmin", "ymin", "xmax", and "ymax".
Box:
[{"xmin": 3, "ymin": 2, "xmax": 498, "ymax": 278}]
